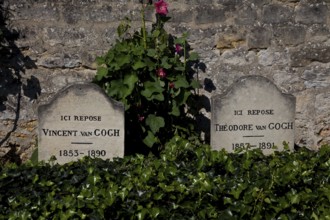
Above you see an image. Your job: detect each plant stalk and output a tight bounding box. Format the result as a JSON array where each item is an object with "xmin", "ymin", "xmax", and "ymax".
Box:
[{"xmin": 141, "ymin": 5, "xmax": 147, "ymax": 49}]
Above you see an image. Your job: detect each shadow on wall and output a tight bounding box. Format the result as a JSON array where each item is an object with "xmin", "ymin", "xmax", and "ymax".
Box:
[{"xmin": 0, "ymin": 0, "xmax": 40, "ymax": 164}]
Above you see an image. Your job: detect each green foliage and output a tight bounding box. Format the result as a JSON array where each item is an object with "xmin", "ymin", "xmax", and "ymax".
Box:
[
  {"xmin": 1, "ymin": 141, "xmax": 330, "ymax": 219},
  {"xmin": 93, "ymin": 1, "xmax": 201, "ymax": 153}
]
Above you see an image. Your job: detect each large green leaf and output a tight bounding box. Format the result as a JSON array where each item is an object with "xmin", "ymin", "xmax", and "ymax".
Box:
[
  {"xmin": 175, "ymin": 89, "xmax": 191, "ymax": 106},
  {"xmin": 145, "ymin": 114, "xmax": 165, "ymax": 134},
  {"xmin": 190, "ymin": 79, "xmax": 201, "ymax": 89},
  {"xmin": 147, "ymin": 49, "xmax": 157, "ymax": 57},
  {"xmin": 124, "ymin": 73, "xmax": 138, "ymax": 94},
  {"xmin": 170, "ymin": 101, "xmax": 180, "ymax": 116},
  {"xmin": 132, "ymin": 61, "xmax": 146, "ymax": 70},
  {"xmin": 115, "ymin": 54, "xmax": 131, "ymax": 68},
  {"xmin": 95, "ymin": 67, "xmax": 108, "ymax": 81},
  {"xmin": 141, "ymin": 81, "xmax": 164, "ymax": 101},
  {"xmin": 161, "ymin": 57, "xmax": 172, "ymax": 69},
  {"xmin": 188, "ymin": 52, "xmax": 199, "ymax": 61},
  {"xmin": 107, "ymin": 73, "xmax": 137, "ymax": 101},
  {"xmin": 174, "ymin": 75, "xmax": 189, "ymax": 88}
]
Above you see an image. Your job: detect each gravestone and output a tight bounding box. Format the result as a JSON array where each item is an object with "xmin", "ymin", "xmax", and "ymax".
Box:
[
  {"xmin": 211, "ymin": 75, "xmax": 296, "ymax": 154},
  {"xmin": 38, "ymin": 82, "xmax": 124, "ymax": 164}
]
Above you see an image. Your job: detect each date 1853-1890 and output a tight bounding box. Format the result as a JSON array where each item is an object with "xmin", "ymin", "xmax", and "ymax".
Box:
[
  {"xmin": 232, "ymin": 142, "xmax": 275, "ymax": 150},
  {"xmin": 59, "ymin": 149, "xmax": 106, "ymax": 157}
]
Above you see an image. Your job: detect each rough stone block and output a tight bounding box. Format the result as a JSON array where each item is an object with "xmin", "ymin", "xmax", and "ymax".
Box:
[
  {"xmin": 195, "ymin": 7, "xmax": 226, "ymax": 24},
  {"xmin": 274, "ymin": 25, "xmax": 306, "ymax": 46},
  {"xmin": 235, "ymin": 5, "xmax": 257, "ymax": 25},
  {"xmin": 295, "ymin": 3, "xmax": 327, "ymax": 24},
  {"xmin": 262, "ymin": 4, "xmax": 293, "ymax": 24},
  {"xmin": 290, "ymin": 45, "xmax": 330, "ymax": 67},
  {"xmin": 247, "ymin": 27, "xmax": 272, "ymax": 49}
]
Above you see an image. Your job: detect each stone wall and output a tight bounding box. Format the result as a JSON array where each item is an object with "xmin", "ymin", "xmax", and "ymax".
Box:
[{"xmin": 1, "ymin": 0, "xmax": 330, "ymax": 162}]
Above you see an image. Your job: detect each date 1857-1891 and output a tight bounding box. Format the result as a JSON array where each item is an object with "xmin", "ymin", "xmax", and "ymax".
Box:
[
  {"xmin": 59, "ymin": 149, "xmax": 106, "ymax": 157},
  {"xmin": 232, "ymin": 142, "xmax": 275, "ymax": 150}
]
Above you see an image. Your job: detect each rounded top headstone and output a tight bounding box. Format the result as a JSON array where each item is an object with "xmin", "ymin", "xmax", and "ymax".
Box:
[
  {"xmin": 38, "ymin": 82, "xmax": 125, "ymax": 164},
  {"xmin": 211, "ymin": 75, "xmax": 296, "ymax": 154}
]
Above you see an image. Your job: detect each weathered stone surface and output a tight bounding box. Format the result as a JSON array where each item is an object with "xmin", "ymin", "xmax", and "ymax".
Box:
[
  {"xmin": 216, "ymin": 33, "xmax": 246, "ymax": 51},
  {"xmin": 258, "ymin": 49, "xmax": 290, "ymax": 66},
  {"xmin": 302, "ymin": 67, "xmax": 330, "ymax": 89},
  {"xmin": 38, "ymin": 82, "xmax": 124, "ymax": 164},
  {"xmin": 211, "ymin": 76, "xmax": 296, "ymax": 154},
  {"xmin": 247, "ymin": 27, "xmax": 272, "ymax": 49},
  {"xmin": 295, "ymin": 3, "xmax": 328, "ymax": 24},
  {"xmin": 262, "ymin": 4, "xmax": 293, "ymax": 24},
  {"xmin": 274, "ymin": 25, "xmax": 306, "ymax": 46},
  {"xmin": 195, "ymin": 7, "xmax": 226, "ymax": 24},
  {"xmin": 170, "ymin": 8, "xmax": 195, "ymax": 23},
  {"xmin": 234, "ymin": 5, "xmax": 257, "ymax": 25},
  {"xmin": 290, "ymin": 44, "xmax": 330, "ymax": 67}
]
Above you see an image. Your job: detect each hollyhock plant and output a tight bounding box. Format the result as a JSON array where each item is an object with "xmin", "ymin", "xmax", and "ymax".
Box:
[{"xmin": 94, "ymin": 0, "xmax": 201, "ymax": 153}]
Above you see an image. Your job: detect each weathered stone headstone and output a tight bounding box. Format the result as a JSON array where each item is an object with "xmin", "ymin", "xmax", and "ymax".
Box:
[
  {"xmin": 211, "ymin": 76, "xmax": 296, "ymax": 154},
  {"xmin": 38, "ymin": 82, "xmax": 124, "ymax": 164}
]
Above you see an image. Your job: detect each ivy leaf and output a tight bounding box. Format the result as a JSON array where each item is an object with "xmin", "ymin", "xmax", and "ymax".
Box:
[
  {"xmin": 143, "ymin": 131, "xmax": 158, "ymax": 148},
  {"xmin": 150, "ymin": 207, "xmax": 160, "ymax": 218},
  {"xmin": 145, "ymin": 114, "xmax": 165, "ymax": 134}
]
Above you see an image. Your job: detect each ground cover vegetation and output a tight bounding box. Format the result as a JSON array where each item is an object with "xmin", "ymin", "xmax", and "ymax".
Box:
[{"xmin": 1, "ymin": 136, "xmax": 330, "ymax": 219}]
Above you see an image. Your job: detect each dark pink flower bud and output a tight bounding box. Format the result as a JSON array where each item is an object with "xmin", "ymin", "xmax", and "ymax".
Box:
[
  {"xmin": 169, "ymin": 82, "xmax": 175, "ymax": 88},
  {"xmin": 175, "ymin": 44, "xmax": 182, "ymax": 53},
  {"xmin": 138, "ymin": 114, "xmax": 145, "ymax": 122},
  {"xmin": 157, "ymin": 68, "xmax": 166, "ymax": 78},
  {"xmin": 154, "ymin": 0, "xmax": 168, "ymax": 15}
]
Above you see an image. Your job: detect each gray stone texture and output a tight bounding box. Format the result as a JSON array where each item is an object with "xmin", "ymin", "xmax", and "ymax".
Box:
[{"xmin": 1, "ymin": 0, "xmax": 330, "ymax": 161}]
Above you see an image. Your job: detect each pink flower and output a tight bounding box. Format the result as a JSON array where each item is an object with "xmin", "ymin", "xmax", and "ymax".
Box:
[
  {"xmin": 155, "ymin": 0, "xmax": 168, "ymax": 15},
  {"xmin": 169, "ymin": 82, "xmax": 175, "ymax": 89},
  {"xmin": 157, "ymin": 68, "xmax": 166, "ymax": 78},
  {"xmin": 138, "ymin": 114, "xmax": 145, "ymax": 122},
  {"xmin": 175, "ymin": 44, "xmax": 182, "ymax": 53}
]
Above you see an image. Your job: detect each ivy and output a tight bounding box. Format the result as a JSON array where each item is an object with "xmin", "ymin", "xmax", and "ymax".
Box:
[{"xmin": 1, "ymin": 143, "xmax": 330, "ymax": 219}]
